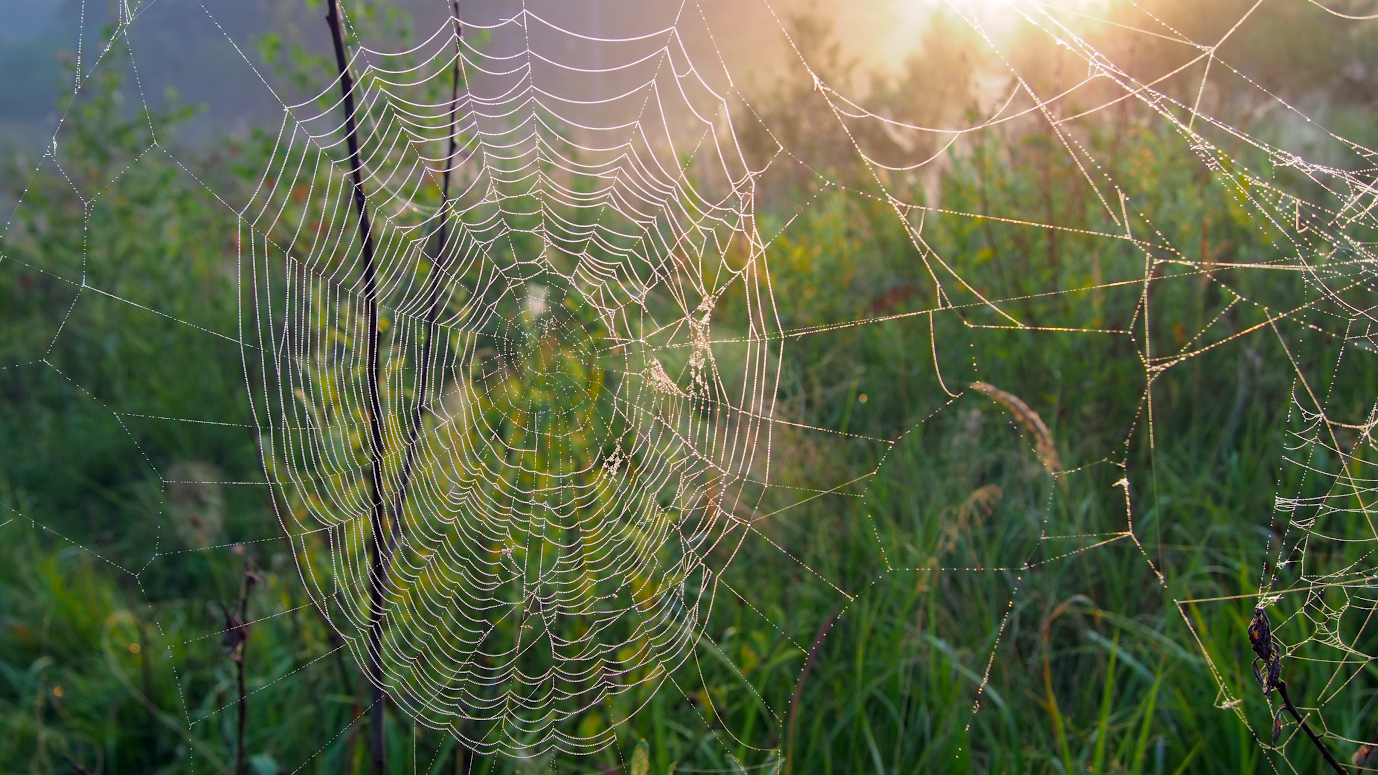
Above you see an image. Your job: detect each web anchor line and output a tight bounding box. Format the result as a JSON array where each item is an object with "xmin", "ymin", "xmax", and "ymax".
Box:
[{"xmin": 325, "ymin": 3, "xmax": 388, "ymax": 774}]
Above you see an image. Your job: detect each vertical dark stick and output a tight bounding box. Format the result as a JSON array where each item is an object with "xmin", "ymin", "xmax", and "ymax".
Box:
[
  {"xmin": 387, "ymin": 10, "xmax": 476, "ymax": 767},
  {"xmin": 389, "ymin": 1, "xmax": 463, "ymax": 548},
  {"xmin": 324, "ymin": 3, "xmax": 388, "ymax": 774},
  {"xmin": 235, "ymin": 565, "xmax": 255, "ymax": 775},
  {"xmin": 236, "ymin": 651, "xmax": 247, "ymax": 775}
]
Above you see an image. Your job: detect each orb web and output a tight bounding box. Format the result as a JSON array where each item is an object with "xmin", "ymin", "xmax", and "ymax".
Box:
[{"xmin": 239, "ymin": 5, "xmax": 774, "ymax": 755}]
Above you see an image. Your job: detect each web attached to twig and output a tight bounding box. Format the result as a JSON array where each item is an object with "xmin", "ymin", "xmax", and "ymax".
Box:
[{"xmin": 243, "ymin": 3, "xmax": 778, "ymax": 756}]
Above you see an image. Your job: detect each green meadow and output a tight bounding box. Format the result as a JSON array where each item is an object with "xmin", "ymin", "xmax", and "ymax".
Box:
[{"xmin": 3, "ymin": 2, "xmax": 1377, "ymax": 773}]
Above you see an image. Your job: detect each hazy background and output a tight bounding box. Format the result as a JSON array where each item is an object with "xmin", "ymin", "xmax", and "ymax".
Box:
[{"xmin": 0, "ymin": 0, "xmax": 968, "ymax": 156}]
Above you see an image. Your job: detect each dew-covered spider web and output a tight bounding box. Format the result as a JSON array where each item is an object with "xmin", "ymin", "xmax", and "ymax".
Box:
[{"xmin": 4, "ymin": 0, "xmax": 1378, "ymax": 771}]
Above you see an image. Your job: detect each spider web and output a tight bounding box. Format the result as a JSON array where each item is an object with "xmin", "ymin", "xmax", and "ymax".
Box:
[
  {"xmin": 243, "ymin": 3, "xmax": 777, "ymax": 756},
  {"xmin": 2, "ymin": 0, "xmax": 1378, "ymax": 771}
]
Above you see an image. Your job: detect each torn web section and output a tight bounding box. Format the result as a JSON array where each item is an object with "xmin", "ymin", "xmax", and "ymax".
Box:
[{"xmin": 236, "ymin": 4, "xmax": 792, "ymax": 757}]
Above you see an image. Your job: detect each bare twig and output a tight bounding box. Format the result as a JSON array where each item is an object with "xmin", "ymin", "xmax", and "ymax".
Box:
[
  {"xmin": 1249, "ymin": 608, "xmax": 1346, "ymax": 774},
  {"xmin": 1275, "ymin": 680, "xmax": 1347, "ymax": 775},
  {"xmin": 221, "ymin": 561, "xmax": 259, "ymax": 775},
  {"xmin": 390, "ymin": 0, "xmax": 464, "ymax": 550},
  {"xmin": 324, "ymin": 3, "xmax": 389, "ymax": 772}
]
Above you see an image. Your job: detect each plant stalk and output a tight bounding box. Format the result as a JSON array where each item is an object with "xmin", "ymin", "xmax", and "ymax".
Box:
[
  {"xmin": 1275, "ymin": 680, "xmax": 1347, "ymax": 775},
  {"xmin": 389, "ymin": 0, "xmax": 463, "ymax": 553},
  {"xmin": 325, "ymin": 3, "xmax": 389, "ymax": 773},
  {"xmin": 235, "ymin": 564, "xmax": 256, "ymax": 775}
]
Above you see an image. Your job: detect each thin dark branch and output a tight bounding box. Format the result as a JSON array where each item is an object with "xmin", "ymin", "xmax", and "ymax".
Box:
[
  {"xmin": 218, "ymin": 561, "xmax": 257, "ymax": 775},
  {"xmin": 389, "ymin": 0, "xmax": 464, "ymax": 551},
  {"xmin": 235, "ymin": 641, "xmax": 247, "ymax": 775},
  {"xmin": 235, "ymin": 563, "xmax": 258, "ymax": 775},
  {"xmin": 1276, "ymin": 681, "xmax": 1348, "ymax": 775},
  {"xmin": 324, "ymin": 3, "xmax": 389, "ymax": 774}
]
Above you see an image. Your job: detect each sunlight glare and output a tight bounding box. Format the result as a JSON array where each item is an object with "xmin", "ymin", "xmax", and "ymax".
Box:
[{"xmin": 879, "ymin": 0, "xmax": 1109, "ymax": 68}]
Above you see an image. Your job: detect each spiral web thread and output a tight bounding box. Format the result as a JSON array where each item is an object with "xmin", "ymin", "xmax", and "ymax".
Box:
[
  {"xmin": 2, "ymin": 0, "xmax": 1378, "ymax": 769},
  {"xmin": 242, "ymin": 2, "xmax": 780, "ymax": 756}
]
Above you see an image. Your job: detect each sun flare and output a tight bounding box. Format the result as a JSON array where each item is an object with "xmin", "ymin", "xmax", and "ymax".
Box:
[{"xmin": 872, "ymin": 0, "xmax": 1109, "ymax": 69}]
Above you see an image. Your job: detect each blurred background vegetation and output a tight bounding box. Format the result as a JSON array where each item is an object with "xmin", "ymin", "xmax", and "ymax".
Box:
[{"xmin": 3, "ymin": 0, "xmax": 1378, "ymax": 773}]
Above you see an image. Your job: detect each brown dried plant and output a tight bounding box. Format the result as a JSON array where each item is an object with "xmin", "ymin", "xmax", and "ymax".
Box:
[{"xmin": 969, "ymin": 381, "xmax": 1061, "ymax": 474}]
